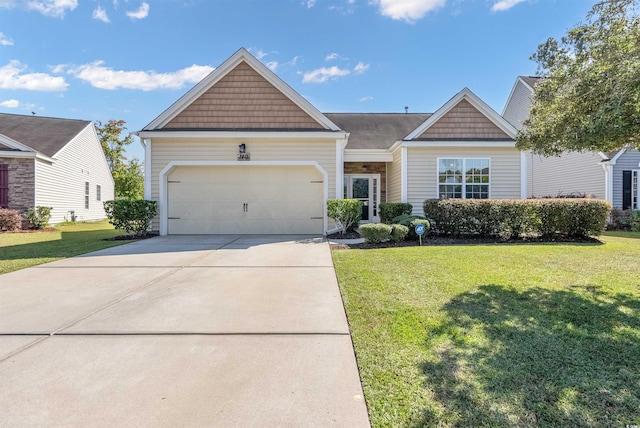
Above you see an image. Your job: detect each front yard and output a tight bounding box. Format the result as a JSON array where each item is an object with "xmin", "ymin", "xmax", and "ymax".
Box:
[
  {"xmin": 332, "ymin": 232, "xmax": 640, "ymax": 427},
  {"xmin": 0, "ymin": 221, "xmax": 132, "ymax": 275}
]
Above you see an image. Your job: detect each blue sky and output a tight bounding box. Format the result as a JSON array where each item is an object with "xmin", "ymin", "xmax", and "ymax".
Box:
[{"xmin": 1, "ymin": 0, "xmax": 596, "ymax": 160}]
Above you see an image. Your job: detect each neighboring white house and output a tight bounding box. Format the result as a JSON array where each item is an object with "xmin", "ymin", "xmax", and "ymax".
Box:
[
  {"xmin": 138, "ymin": 48, "xmax": 524, "ymax": 236},
  {"xmin": 503, "ymin": 76, "xmax": 640, "ymax": 210},
  {"xmin": 0, "ymin": 113, "xmax": 115, "ymax": 224}
]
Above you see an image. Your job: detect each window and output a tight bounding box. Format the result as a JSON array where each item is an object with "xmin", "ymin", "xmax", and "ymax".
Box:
[
  {"xmin": 85, "ymin": 181, "xmax": 89, "ymax": 209},
  {"xmin": 96, "ymin": 184, "xmax": 101, "ymax": 201},
  {"xmin": 438, "ymin": 158, "xmax": 490, "ymax": 199}
]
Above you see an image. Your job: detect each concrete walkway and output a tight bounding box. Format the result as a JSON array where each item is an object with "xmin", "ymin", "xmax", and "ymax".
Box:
[{"xmin": 0, "ymin": 235, "xmax": 370, "ymax": 427}]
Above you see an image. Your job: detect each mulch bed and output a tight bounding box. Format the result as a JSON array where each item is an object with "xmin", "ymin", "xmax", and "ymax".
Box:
[
  {"xmin": 104, "ymin": 233, "xmax": 158, "ymax": 241},
  {"xmin": 330, "ymin": 234, "xmax": 602, "ymax": 249},
  {"xmin": 0, "ymin": 227, "xmax": 58, "ymax": 233}
]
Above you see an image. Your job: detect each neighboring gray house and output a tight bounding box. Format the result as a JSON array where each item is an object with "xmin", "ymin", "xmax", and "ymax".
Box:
[
  {"xmin": 503, "ymin": 76, "xmax": 640, "ymax": 210},
  {"xmin": 0, "ymin": 113, "xmax": 115, "ymax": 224}
]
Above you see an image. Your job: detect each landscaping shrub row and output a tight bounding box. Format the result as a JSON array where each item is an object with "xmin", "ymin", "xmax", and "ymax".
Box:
[
  {"xmin": 0, "ymin": 206, "xmax": 52, "ymax": 231},
  {"xmin": 423, "ymin": 198, "xmax": 611, "ymax": 238}
]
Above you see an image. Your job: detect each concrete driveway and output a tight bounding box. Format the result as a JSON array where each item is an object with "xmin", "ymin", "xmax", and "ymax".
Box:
[{"xmin": 0, "ymin": 235, "xmax": 370, "ymax": 427}]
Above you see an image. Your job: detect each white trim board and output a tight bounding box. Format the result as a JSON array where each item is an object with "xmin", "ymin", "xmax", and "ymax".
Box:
[
  {"xmin": 158, "ymin": 160, "xmax": 329, "ymax": 236},
  {"xmin": 137, "ymin": 130, "xmax": 346, "ymax": 140}
]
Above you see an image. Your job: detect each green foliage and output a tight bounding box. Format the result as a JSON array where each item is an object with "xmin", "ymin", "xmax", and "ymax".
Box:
[
  {"xmin": 423, "ymin": 198, "xmax": 610, "ymax": 238},
  {"xmin": 390, "ymin": 224, "xmax": 409, "ymax": 242},
  {"xmin": 103, "ymin": 199, "xmax": 157, "ymax": 237},
  {"xmin": 113, "ymin": 158, "xmax": 144, "ymax": 200},
  {"xmin": 0, "ymin": 208, "xmax": 22, "ymax": 231},
  {"xmin": 409, "ymin": 218, "xmax": 430, "ymax": 240},
  {"xmin": 608, "ymin": 208, "xmax": 633, "ymax": 230},
  {"xmin": 630, "ymin": 210, "xmax": 640, "ymax": 232},
  {"xmin": 25, "ymin": 206, "xmax": 52, "ymax": 229},
  {"xmin": 327, "ymin": 199, "xmax": 362, "ymax": 234},
  {"xmin": 379, "ymin": 203, "xmax": 414, "ymax": 223},
  {"xmin": 359, "ymin": 223, "xmax": 392, "ymax": 243},
  {"xmin": 95, "ymin": 119, "xmax": 144, "ymax": 199},
  {"xmin": 391, "ymin": 214, "xmax": 429, "ymax": 240},
  {"xmin": 517, "ymin": 0, "xmax": 640, "ymax": 154}
]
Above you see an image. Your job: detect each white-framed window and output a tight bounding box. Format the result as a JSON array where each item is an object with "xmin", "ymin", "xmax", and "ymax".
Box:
[
  {"xmin": 96, "ymin": 184, "xmax": 101, "ymax": 201},
  {"xmin": 85, "ymin": 181, "xmax": 90, "ymax": 209},
  {"xmin": 438, "ymin": 158, "xmax": 490, "ymax": 199}
]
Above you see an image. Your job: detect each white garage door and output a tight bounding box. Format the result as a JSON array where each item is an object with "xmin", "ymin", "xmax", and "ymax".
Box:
[{"xmin": 167, "ymin": 166, "xmax": 324, "ymax": 234}]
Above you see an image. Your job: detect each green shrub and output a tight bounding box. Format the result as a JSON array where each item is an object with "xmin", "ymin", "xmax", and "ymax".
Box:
[
  {"xmin": 0, "ymin": 208, "xmax": 22, "ymax": 231},
  {"xmin": 104, "ymin": 199, "xmax": 158, "ymax": 237},
  {"xmin": 409, "ymin": 218, "xmax": 430, "ymax": 240},
  {"xmin": 25, "ymin": 206, "xmax": 52, "ymax": 229},
  {"xmin": 608, "ymin": 208, "xmax": 632, "ymax": 230},
  {"xmin": 327, "ymin": 199, "xmax": 362, "ymax": 234},
  {"xmin": 390, "ymin": 224, "xmax": 409, "ymax": 242},
  {"xmin": 359, "ymin": 223, "xmax": 392, "ymax": 243},
  {"xmin": 422, "ymin": 198, "xmax": 610, "ymax": 239},
  {"xmin": 630, "ymin": 211, "xmax": 640, "ymax": 232},
  {"xmin": 391, "ymin": 214, "xmax": 429, "ymax": 240},
  {"xmin": 379, "ymin": 203, "xmax": 414, "ymax": 223}
]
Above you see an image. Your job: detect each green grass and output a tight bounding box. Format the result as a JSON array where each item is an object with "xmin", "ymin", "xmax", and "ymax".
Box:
[
  {"xmin": 0, "ymin": 221, "xmax": 134, "ymax": 274},
  {"xmin": 332, "ymin": 232, "xmax": 640, "ymax": 427}
]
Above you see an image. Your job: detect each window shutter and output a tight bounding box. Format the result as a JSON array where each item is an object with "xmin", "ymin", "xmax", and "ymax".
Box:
[
  {"xmin": 622, "ymin": 170, "xmax": 632, "ymax": 210},
  {"xmin": 0, "ymin": 164, "xmax": 8, "ymax": 208}
]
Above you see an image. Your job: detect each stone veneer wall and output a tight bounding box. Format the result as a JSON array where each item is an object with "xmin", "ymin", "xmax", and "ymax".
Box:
[
  {"xmin": 343, "ymin": 162, "xmax": 387, "ymax": 203},
  {"xmin": 1, "ymin": 158, "xmax": 35, "ymax": 212}
]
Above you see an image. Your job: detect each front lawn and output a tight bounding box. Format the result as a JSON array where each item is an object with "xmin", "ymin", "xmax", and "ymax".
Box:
[
  {"xmin": 332, "ymin": 232, "xmax": 640, "ymax": 427},
  {"xmin": 0, "ymin": 221, "xmax": 133, "ymax": 274}
]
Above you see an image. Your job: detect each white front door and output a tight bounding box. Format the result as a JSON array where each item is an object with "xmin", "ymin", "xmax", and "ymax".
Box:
[{"xmin": 344, "ymin": 174, "xmax": 380, "ymax": 223}]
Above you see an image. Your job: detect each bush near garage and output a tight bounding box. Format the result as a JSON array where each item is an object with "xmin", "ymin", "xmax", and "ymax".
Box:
[
  {"xmin": 25, "ymin": 206, "xmax": 53, "ymax": 230},
  {"xmin": 327, "ymin": 199, "xmax": 362, "ymax": 235},
  {"xmin": 422, "ymin": 198, "xmax": 610, "ymax": 239},
  {"xmin": 359, "ymin": 223, "xmax": 393, "ymax": 243},
  {"xmin": 104, "ymin": 199, "xmax": 158, "ymax": 237},
  {"xmin": 0, "ymin": 208, "xmax": 22, "ymax": 231},
  {"xmin": 379, "ymin": 203, "xmax": 414, "ymax": 224}
]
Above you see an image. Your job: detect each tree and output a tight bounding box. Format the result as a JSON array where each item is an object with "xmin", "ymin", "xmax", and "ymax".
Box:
[
  {"xmin": 516, "ymin": 0, "xmax": 640, "ymax": 155},
  {"xmin": 95, "ymin": 119, "xmax": 144, "ymax": 199}
]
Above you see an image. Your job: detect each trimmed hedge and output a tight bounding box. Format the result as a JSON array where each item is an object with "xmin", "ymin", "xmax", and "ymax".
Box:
[
  {"xmin": 327, "ymin": 199, "xmax": 362, "ymax": 234},
  {"xmin": 390, "ymin": 224, "xmax": 409, "ymax": 242},
  {"xmin": 104, "ymin": 199, "xmax": 158, "ymax": 237},
  {"xmin": 379, "ymin": 203, "xmax": 413, "ymax": 223},
  {"xmin": 391, "ymin": 214, "xmax": 429, "ymax": 240},
  {"xmin": 423, "ymin": 198, "xmax": 610, "ymax": 238},
  {"xmin": 359, "ymin": 223, "xmax": 392, "ymax": 243},
  {"xmin": 0, "ymin": 208, "xmax": 22, "ymax": 231}
]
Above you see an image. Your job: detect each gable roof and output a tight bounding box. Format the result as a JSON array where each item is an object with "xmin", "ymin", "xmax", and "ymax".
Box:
[
  {"xmin": 325, "ymin": 113, "xmax": 430, "ymax": 150},
  {"xmin": 143, "ymin": 48, "xmax": 340, "ymax": 132},
  {"xmin": 0, "ymin": 113, "xmax": 90, "ymax": 157},
  {"xmin": 519, "ymin": 76, "xmax": 542, "ymax": 91},
  {"xmin": 405, "ymin": 87, "xmax": 517, "ymax": 141}
]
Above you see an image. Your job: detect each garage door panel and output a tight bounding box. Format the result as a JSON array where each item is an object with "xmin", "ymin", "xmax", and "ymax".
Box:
[{"xmin": 167, "ymin": 166, "xmax": 324, "ymax": 235}]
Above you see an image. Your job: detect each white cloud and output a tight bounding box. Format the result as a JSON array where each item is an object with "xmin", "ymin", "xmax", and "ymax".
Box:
[
  {"xmin": 353, "ymin": 62, "xmax": 370, "ymax": 74},
  {"xmin": 325, "ymin": 53, "xmax": 344, "ymax": 61},
  {"xmin": 358, "ymin": 96, "xmax": 373, "ymax": 102},
  {"xmin": 266, "ymin": 61, "xmax": 278, "ymax": 72},
  {"xmin": 0, "ymin": 60, "xmax": 68, "ymax": 91},
  {"xmin": 68, "ymin": 61, "xmax": 214, "ymax": 90},
  {"xmin": 302, "ymin": 66, "xmax": 350, "ymax": 83},
  {"xmin": 374, "ymin": 0, "xmax": 445, "ymax": 23},
  {"xmin": 27, "ymin": 0, "xmax": 78, "ymax": 17},
  {"xmin": 126, "ymin": 2, "xmax": 149, "ymax": 20},
  {"xmin": 93, "ymin": 6, "xmax": 110, "ymax": 23},
  {"xmin": 0, "ymin": 0, "xmax": 17, "ymax": 8},
  {"xmin": 491, "ymin": 0, "xmax": 526, "ymax": 11},
  {"xmin": 304, "ymin": 0, "xmax": 316, "ymax": 8},
  {"xmin": 0, "ymin": 99, "xmax": 19, "ymax": 108},
  {"xmin": 49, "ymin": 64, "xmax": 67, "ymax": 73},
  {"xmin": 0, "ymin": 32, "xmax": 13, "ymax": 46}
]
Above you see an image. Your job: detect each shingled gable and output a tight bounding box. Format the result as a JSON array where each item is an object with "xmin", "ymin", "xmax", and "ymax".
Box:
[
  {"xmin": 143, "ymin": 48, "xmax": 340, "ymax": 132},
  {"xmin": 404, "ymin": 88, "xmax": 516, "ymax": 141}
]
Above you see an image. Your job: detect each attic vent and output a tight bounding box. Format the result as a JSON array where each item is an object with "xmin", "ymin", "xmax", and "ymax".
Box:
[{"xmin": 404, "ymin": 106, "xmax": 409, "ymax": 114}]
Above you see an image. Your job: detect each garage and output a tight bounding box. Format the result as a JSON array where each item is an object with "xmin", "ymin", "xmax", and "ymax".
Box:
[{"xmin": 166, "ymin": 165, "xmax": 325, "ymax": 234}]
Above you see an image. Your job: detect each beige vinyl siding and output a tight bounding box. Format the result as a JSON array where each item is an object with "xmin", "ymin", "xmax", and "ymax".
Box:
[
  {"xmin": 419, "ymin": 100, "xmax": 510, "ymax": 140},
  {"xmin": 387, "ymin": 148, "xmax": 403, "ymax": 202},
  {"xmin": 34, "ymin": 124, "xmax": 114, "ymax": 224},
  {"xmin": 150, "ymin": 137, "xmax": 337, "ymax": 231},
  {"xmin": 503, "ymin": 80, "xmax": 534, "ymax": 129},
  {"xmin": 613, "ymin": 149, "xmax": 640, "ymax": 208},
  {"xmin": 165, "ymin": 62, "xmax": 324, "ymax": 130},
  {"xmin": 529, "ymin": 151, "xmax": 605, "ymax": 199},
  {"xmin": 406, "ymin": 147, "xmax": 522, "ymax": 214}
]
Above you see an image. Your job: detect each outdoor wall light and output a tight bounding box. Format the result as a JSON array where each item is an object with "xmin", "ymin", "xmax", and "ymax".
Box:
[{"xmin": 239, "ymin": 143, "xmax": 246, "ymax": 153}]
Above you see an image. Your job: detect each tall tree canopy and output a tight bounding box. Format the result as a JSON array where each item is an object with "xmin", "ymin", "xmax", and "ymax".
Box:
[
  {"xmin": 95, "ymin": 120, "xmax": 144, "ymax": 200},
  {"xmin": 516, "ymin": 0, "xmax": 640, "ymax": 155}
]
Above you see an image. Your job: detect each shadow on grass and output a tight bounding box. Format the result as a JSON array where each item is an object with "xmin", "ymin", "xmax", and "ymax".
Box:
[
  {"xmin": 0, "ymin": 230, "xmax": 131, "ymax": 261},
  {"xmin": 418, "ymin": 285, "xmax": 640, "ymax": 427}
]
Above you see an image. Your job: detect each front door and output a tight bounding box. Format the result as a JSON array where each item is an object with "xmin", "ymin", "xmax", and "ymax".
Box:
[{"xmin": 344, "ymin": 174, "xmax": 380, "ymax": 223}]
